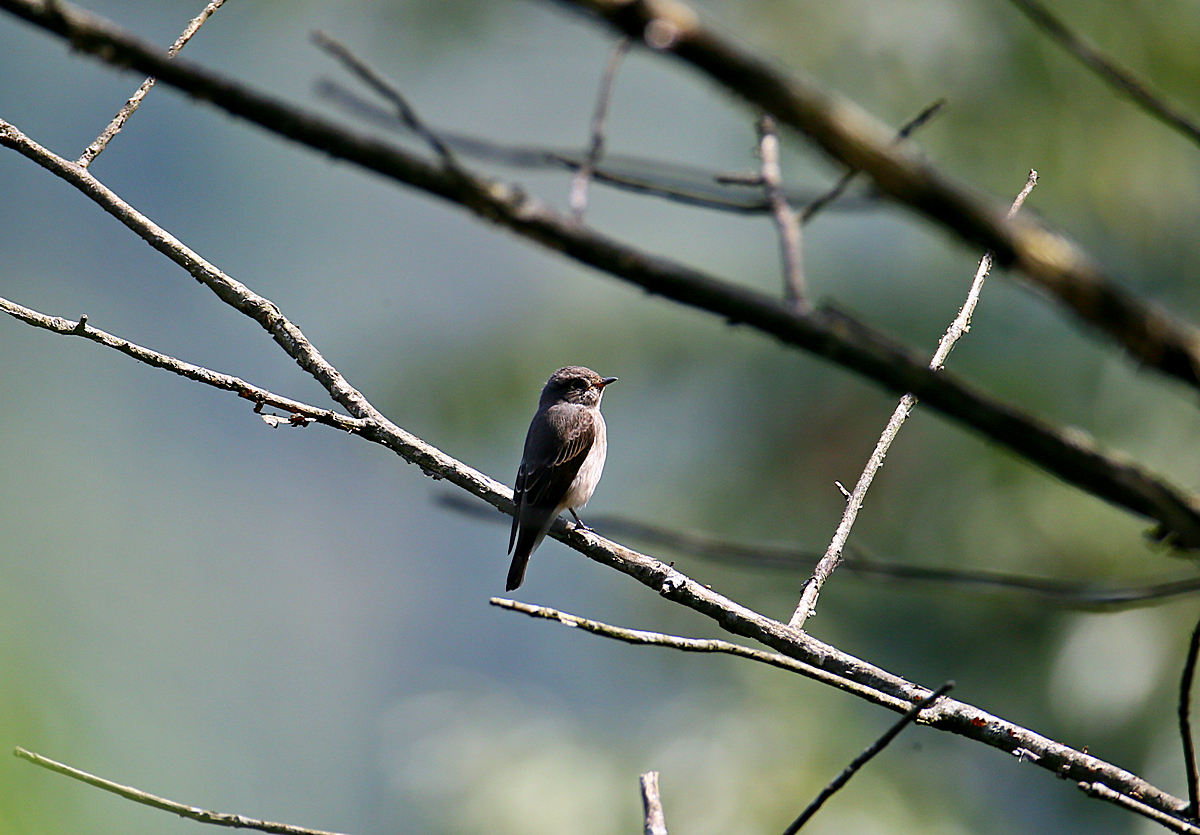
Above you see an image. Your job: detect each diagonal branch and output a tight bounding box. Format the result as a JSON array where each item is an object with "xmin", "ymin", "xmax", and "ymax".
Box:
[
  {"xmin": 781, "ymin": 682, "xmax": 954, "ymax": 834},
  {"xmin": 1006, "ymin": 0, "xmax": 1200, "ymax": 149},
  {"xmin": 0, "ymin": 295, "xmax": 361, "ymax": 432},
  {"xmin": 13, "ymin": 748, "xmax": 350, "ymax": 835},
  {"xmin": 790, "ymin": 171, "xmax": 1038, "ymax": 630},
  {"xmin": 79, "ymin": 0, "xmax": 228, "ymax": 167},
  {"xmin": 0, "ymin": 16, "xmax": 1198, "ymax": 552},
  {"xmin": 490, "ymin": 598, "xmax": 913, "ymax": 711},
  {"xmin": 549, "ymin": 0, "xmax": 1200, "ymax": 393}
]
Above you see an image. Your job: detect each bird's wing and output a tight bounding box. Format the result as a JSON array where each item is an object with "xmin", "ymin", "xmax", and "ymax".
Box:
[{"xmin": 523, "ymin": 407, "xmax": 597, "ymax": 507}]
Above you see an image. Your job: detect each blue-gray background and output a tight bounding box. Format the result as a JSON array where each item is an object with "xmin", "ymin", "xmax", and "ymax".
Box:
[{"xmin": 3, "ymin": 1, "xmax": 1200, "ymax": 833}]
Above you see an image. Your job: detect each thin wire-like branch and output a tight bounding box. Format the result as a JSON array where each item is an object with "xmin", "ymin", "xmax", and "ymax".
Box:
[
  {"xmin": 640, "ymin": 772, "xmax": 667, "ymax": 835},
  {"xmin": 317, "ymin": 78, "xmax": 878, "ymax": 214},
  {"xmin": 790, "ymin": 171, "xmax": 1038, "ymax": 630},
  {"xmin": 570, "ymin": 38, "xmax": 630, "ymax": 220},
  {"xmin": 1181, "ymin": 615, "xmax": 1200, "ymax": 818},
  {"xmin": 1006, "ymin": 0, "xmax": 1200, "ymax": 148},
  {"xmin": 490, "ymin": 598, "xmax": 916, "ymax": 711},
  {"xmin": 78, "ymin": 0, "xmax": 228, "ymax": 167},
  {"xmin": 548, "ymin": 0, "xmax": 1200, "ymax": 393},
  {"xmin": 0, "ymin": 296, "xmax": 361, "ymax": 432},
  {"xmin": 798, "ymin": 98, "xmax": 945, "ymax": 223},
  {"xmin": 1080, "ymin": 782, "xmax": 1200, "ymax": 835},
  {"xmin": 443, "ymin": 495, "xmax": 1200, "ymax": 610},
  {"xmin": 312, "ymin": 31, "xmax": 460, "ymax": 171},
  {"xmin": 781, "ymin": 682, "xmax": 954, "ymax": 835},
  {"xmin": 13, "ymin": 748, "xmax": 350, "ymax": 835},
  {"xmin": 4, "ymin": 5, "xmax": 1200, "ymax": 550},
  {"xmin": 757, "ymin": 113, "xmax": 808, "ymax": 309}
]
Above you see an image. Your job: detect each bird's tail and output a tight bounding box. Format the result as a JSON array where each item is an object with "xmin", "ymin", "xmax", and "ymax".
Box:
[{"xmin": 507, "ymin": 507, "xmax": 557, "ymax": 591}]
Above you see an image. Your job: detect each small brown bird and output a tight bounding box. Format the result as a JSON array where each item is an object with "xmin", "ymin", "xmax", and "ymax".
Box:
[{"xmin": 507, "ymin": 366, "xmax": 617, "ymax": 591}]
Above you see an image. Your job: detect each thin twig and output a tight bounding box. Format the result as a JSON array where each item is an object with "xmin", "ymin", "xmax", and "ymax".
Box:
[
  {"xmin": 799, "ymin": 98, "xmax": 945, "ymax": 223},
  {"xmin": 1079, "ymin": 782, "xmax": 1200, "ymax": 835},
  {"xmin": 4, "ymin": 8, "xmax": 1200, "ymax": 549},
  {"xmin": 1181, "ymin": 615, "xmax": 1200, "ymax": 817},
  {"xmin": 781, "ymin": 682, "xmax": 954, "ymax": 834},
  {"xmin": 570, "ymin": 38, "xmax": 630, "ymax": 220},
  {"xmin": 12, "ymin": 748, "xmax": 350, "ymax": 835},
  {"xmin": 78, "ymin": 0, "xmax": 228, "ymax": 166},
  {"xmin": 640, "ymin": 772, "xmax": 667, "ymax": 835},
  {"xmin": 790, "ymin": 170, "xmax": 1038, "ymax": 630},
  {"xmin": 757, "ymin": 114, "xmax": 808, "ymax": 309},
  {"xmin": 1006, "ymin": 0, "xmax": 1200, "ymax": 148},
  {"xmin": 0, "ymin": 295, "xmax": 361, "ymax": 432},
  {"xmin": 317, "ymin": 79, "xmax": 878, "ymax": 214},
  {"xmin": 490, "ymin": 598, "xmax": 914, "ymax": 711},
  {"xmin": 443, "ymin": 495, "xmax": 1200, "ymax": 610},
  {"xmin": 311, "ymin": 30, "xmax": 460, "ymax": 171}
]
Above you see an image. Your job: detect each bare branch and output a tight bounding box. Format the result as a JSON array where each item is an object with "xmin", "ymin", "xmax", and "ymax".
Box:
[
  {"xmin": 640, "ymin": 772, "xmax": 667, "ymax": 835},
  {"xmin": 1181, "ymin": 615, "xmax": 1200, "ymax": 817},
  {"xmin": 790, "ymin": 171, "xmax": 1038, "ymax": 630},
  {"xmin": 13, "ymin": 748, "xmax": 351, "ymax": 835},
  {"xmin": 78, "ymin": 0, "xmax": 228, "ymax": 167},
  {"xmin": 316, "ymin": 80, "xmax": 879, "ymax": 214},
  {"xmin": 0, "ymin": 295, "xmax": 360, "ymax": 432},
  {"xmin": 1006, "ymin": 0, "xmax": 1200, "ymax": 148},
  {"xmin": 549, "ymin": 0, "xmax": 1200, "ymax": 393},
  {"xmin": 490, "ymin": 598, "xmax": 913, "ymax": 711},
  {"xmin": 311, "ymin": 31, "xmax": 460, "ymax": 171},
  {"xmin": 781, "ymin": 682, "xmax": 954, "ymax": 834},
  {"xmin": 1079, "ymin": 782, "xmax": 1200, "ymax": 835},
  {"xmin": 757, "ymin": 114, "xmax": 808, "ymax": 309},
  {"xmin": 570, "ymin": 38, "xmax": 630, "ymax": 220}
]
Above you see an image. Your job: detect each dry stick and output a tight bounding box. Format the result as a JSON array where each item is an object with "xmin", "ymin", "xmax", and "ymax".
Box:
[
  {"xmin": 1181, "ymin": 614, "xmax": 1200, "ymax": 818},
  {"xmin": 1080, "ymin": 782, "xmax": 1200, "ymax": 835},
  {"xmin": 546, "ymin": 0, "xmax": 1200, "ymax": 392},
  {"xmin": 757, "ymin": 114, "xmax": 808, "ymax": 309},
  {"xmin": 12, "ymin": 748, "xmax": 350, "ymax": 835},
  {"xmin": 789, "ymin": 170, "xmax": 1038, "ymax": 630},
  {"xmin": 0, "ymin": 118, "xmax": 1190, "ymax": 821},
  {"xmin": 4, "ymin": 8, "xmax": 1200, "ymax": 550},
  {"xmin": 570, "ymin": 38, "xmax": 631, "ymax": 220},
  {"xmin": 0, "ymin": 296, "xmax": 361, "ymax": 432},
  {"xmin": 490, "ymin": 598, "xmax": 914, "ymax": 711},
  {"xmin": 320, "ymin": 75, "xmax": 882, "ymax": 215},
  {"xmin": 781, "ymin": 682, "xmax": 954, "ymax": 835},
  {"xmin": 78, "ymin": 0, "xmax": 228, "ymax": 167},
  {"xmin": 640, "ymin": 772, "xmax": 667, "ymax": 835},
  {"xmin": 311, "ymin": 31, "xmax": 459, "ymax": 170},
  {"xmin": 1006, "ymin": 0, "xmax": 1200, "ymax": 148}
]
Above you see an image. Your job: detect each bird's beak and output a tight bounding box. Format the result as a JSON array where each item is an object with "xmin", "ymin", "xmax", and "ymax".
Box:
[{"xmin": 598, "ymin": 377, "xmax": 618, "ymax": 388}]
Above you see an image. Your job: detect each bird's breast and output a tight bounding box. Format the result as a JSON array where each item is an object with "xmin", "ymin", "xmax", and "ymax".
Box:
[{"xmin": 561, "ymin": 413, "xmax": 607, "ymax": 511}]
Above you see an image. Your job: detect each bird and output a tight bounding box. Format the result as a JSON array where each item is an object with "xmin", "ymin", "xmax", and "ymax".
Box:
[{"xmin": 507, "ymin": 366, "xmax": 617, "ymax": 591}]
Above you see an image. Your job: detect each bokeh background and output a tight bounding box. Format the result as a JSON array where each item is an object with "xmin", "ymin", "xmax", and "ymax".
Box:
[{"xmin": 3, "ymin": 1, "xmax": 1200, "ymax": 833}]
